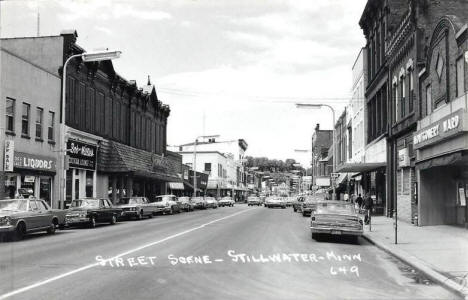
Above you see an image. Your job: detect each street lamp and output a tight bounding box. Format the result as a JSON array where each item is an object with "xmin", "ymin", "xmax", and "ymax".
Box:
[
  {"xmin": 59, "ymin": 50, "xmax": 122, "ymax": 208},
  {"xmin": 296, "ymin": 103, "xmax": 336, "ymax": 199},
  {"xmin": 193, "ymin": 134, "xmax": 219, "ymax": 198}
]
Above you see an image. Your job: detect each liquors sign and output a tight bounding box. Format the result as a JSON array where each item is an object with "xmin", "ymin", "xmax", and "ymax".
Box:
[
  {"xmin": 14, "ymin": 152, "xmax": 56, "ymax": 172},
  {"xmin": 67, "ymin": 140, "xmax": 97, "ymax": 170}
]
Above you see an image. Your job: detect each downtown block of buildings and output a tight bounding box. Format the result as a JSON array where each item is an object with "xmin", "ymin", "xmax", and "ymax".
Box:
[
  {"xmin": 0, "ymin": 30, "xmax": 250, "ymax": 208},
  {"xmin": 311, "ymin": 0, "xmax": 468, "ymax": 228}
]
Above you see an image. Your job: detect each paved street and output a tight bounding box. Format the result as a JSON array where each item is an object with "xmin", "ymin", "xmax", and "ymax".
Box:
[{"xmin": 0, "ymin": 205, "xmax": 460, "ymax": 300}]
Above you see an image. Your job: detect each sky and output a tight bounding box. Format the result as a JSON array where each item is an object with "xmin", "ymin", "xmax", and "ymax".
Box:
[{"xmin": 0, "ymin": 0, "xmax": 368, "ymax": 167}]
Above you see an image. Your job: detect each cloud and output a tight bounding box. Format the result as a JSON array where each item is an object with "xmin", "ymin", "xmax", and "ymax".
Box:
[{"xmin": 94, "ymin": 26, "xmax": 113, "ymax": 36}]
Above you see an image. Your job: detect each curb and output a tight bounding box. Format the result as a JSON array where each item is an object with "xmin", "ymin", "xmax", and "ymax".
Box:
[{"xmin": 362, "ymin": 233, "xmax": 468, "ymax": 300}]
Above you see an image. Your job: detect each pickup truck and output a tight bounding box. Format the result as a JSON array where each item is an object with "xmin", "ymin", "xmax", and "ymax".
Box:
[{"xmin": 0, "ymin": 198, "xmax": 66, "ymax": 240}]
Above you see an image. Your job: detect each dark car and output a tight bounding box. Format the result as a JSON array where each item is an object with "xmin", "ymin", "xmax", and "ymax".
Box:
[
  {"xmin": 65, "ymin": 198, "xmax": 122, "ymax": 228},
  {"xmin": 301, "ymin": 193, "xmax": 327, "ymax": 217}
]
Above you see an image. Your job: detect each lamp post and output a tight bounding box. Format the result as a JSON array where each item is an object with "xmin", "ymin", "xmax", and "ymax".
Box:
[
  {"xmin": 59, "ymin": 50, "xmax": 121, "ymax": 208},
  {"xmin": 296, "ymin": 103, "xmax": 336, "ymax": 199},
  {"xmin": 193, "ymin": 134, "xmax": 219, "ymax": 198}
]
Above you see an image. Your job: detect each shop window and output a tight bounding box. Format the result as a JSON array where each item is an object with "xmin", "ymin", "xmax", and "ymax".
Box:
[
  {"xmin": 48, "ymin": 111, "xmax": 55, "ymax": 141},
  {"xmin": 86, "ymin": 170, "xmax": 93, "ymax": 197},
  {"xmin": 22, "ymin": 102, "xmax": 30, "ymax": 137},
  {"xmin": 39, "ymin": 177, "xmax": 51, "ymax": 206},
  {"xmin": 5, "ymin": 98, "xmax": 15, "ymax": 133},
  {"xmin": 4, "ymin": 174, "xmax": 17, "ymax": 198},
  {"xmin": 36, "ymin": 107, "xmax": 43, "ymax": 139},
  {"xmin": 66, "ymin": 169, "xmax": 73, "ymax": 204}
]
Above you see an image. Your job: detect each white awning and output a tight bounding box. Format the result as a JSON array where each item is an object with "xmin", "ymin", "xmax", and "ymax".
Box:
[{"xmin": 168, "ymin": 182, "xmax": 184, "ymax": 190}]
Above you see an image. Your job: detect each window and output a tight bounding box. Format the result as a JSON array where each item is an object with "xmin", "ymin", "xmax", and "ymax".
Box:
[
  {"xmin": 5, "ymin": 98, "xmax": 15, "ymax": 132},
  {"xmin": 393, "ymin": 83, "xmax": 398, "ymax": 123},
  {"xmin": 204, "ymin": 163, "xmax": 212, "ymax": 172},
  {"xmin": 35, "ymin": 107, "xmax": 43, "ymax": 139},
  {"xmin": 426, "ymin": 84, "xmax": 432, "ymax": 115},
  {"xmin": 408, "ymin": 70, "xmax": 414, "ymax": 112},
  {"xmin": 22, "ymin": 103, "xmax": 30, "ymax": 136},
  {"xmin": 400, "ymin": 77, "xmax": 406, "ymax": 119},
  {"xmin": 456, "ymin": 57, "xmax": 465, "ymax": 97},
  {"xmin": 48, "ymin": 112, "xmax": 55, "ymax": 141}
]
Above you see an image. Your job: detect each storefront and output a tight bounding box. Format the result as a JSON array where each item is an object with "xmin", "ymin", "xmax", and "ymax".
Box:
[
  {"xmin": 4, "ymin": 151, "xmax": 56, "ymax": 206},
  {"xmin": 65, "ymin": 139, "xmax": 98, "ymax": 207},
  {"xmin": 415, "ymin": 108, "xmax": 468, "ymax": 227}
]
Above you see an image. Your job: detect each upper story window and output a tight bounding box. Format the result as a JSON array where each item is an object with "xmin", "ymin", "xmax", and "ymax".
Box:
[
  {"xmin": 456, "ymin": 56, "xmax": 465, "ymax": 97},
  {"xmin": 204, "ymin": 163, "xmax": 212, "ymax": 172},
  {"xmin": 408, "ymin": 69, "xmax": 414, "ymax": 113},
  {"xmin": 399, "ymin": 76, "xmax": 406, "ymax": 119},
  {"xmin": 48, "ymin": 111, "xmax": 55, "ymax": 141},
  {"xmin": 35, "ymin": 107, "xmax": 43, "ymax": 139},
  {"xmin": 21, "ymin": 102, "xmax": 30, "ymax": 137},
  {"xmin": 426, "ymin": 84, "xmax": 432, "ymax": 115},
  {"xmin": 5, "ymin": 98, "xmax": 15, "ymax": 133}
]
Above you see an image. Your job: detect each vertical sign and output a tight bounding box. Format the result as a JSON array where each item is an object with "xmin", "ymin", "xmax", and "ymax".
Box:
[{"xmin": 4, "ymin": 140, "xmax": 14, "ymax": 172}]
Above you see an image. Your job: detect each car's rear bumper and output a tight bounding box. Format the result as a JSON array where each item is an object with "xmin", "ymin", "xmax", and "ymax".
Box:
[{"xmin": 310, "ymin": 226, "xmax": 363, "ymax": 236}]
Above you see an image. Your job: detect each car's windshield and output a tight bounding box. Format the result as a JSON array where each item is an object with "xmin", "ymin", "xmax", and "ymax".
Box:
[
  {"xmin": 0, "ymin": 200, "xmax": 27, "ymax": 211},
  {"xmin": 117, "ymin": 198, "xmax": 137, "ymax": 205},
  {"xmin": 70, "ymin": 199, "xmax": 99, "ymax": 208}
]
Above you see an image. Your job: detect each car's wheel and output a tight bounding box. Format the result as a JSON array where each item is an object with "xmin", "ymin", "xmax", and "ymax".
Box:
[
  {"xmin": 15, "ymin": 222, "xmax": 26, "ymax": 240},
  {"xmin": 148, "ymin": 213, "xmax": 153, "ymax": 219},
  {"xmin": 293, "ymin": 207, "xmax": 297, "ymax": 212},
  {"xmin": 110, "ymin": 214, "xmax": 117, "ymax": 225},
  {"xmin": 137, "ymin": 210, "xmax": 143, "ymax": 220},
  {"xmin": 89, "ymin": 216, "xmax": 96, "ymax": 228},
  {"xmin": 169, "ymin": 207, "xmax": 174, "ymax": 215},
  {"xmin": 47, "ymin": 222, "xmax": 56, "ymax": 235}
]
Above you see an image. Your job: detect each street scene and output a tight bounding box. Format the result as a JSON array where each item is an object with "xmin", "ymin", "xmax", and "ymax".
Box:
[{"xmin": 0, "ymin": 0, "xmax": 468, "ymax": 299}]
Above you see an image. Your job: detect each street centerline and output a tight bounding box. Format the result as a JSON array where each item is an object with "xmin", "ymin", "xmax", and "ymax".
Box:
[{"xmin": 0, "ymin": 207, "xmax": 255, "ymax": 300}]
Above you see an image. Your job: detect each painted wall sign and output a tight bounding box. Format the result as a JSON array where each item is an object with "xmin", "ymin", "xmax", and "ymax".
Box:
[
  {"xmin": 414, "ymin": 109, "xmax": 466, "ymax": 149},
  {"xmin": 67, "ymin": 140, "xmax": 97, "ymax": 170},
  {"xmin": 14, "ymin": 152, "xmax": 56, "ymax": 172},
  {"xmin": 4, "ymin": 140, "xmax": 14, "ymax": 172},
  {"xmin": 398, "ymin": 148, "xmax": 410, "ymax": 168}
]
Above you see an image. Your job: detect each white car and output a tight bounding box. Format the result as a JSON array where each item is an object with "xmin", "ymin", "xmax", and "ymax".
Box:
[
  {"xmin": 205, "ymin": 197, "xmax": 218, "ymax": 209},
  {"xmin": 218, "ymin": 197, "xmax": 234, "ymax": 207},
  {"xmin": 150, "ymin": 195, "xmax": 180, "ymax": 215},
  {"xmin": 265, "ymin": 197, "xmax": 286, "ymax": 209}
]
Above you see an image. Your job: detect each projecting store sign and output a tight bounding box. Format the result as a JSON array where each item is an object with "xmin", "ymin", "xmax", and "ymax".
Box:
[
  {"xmin": 67, "ymin": 140, "xmax": 97, "ymax": 170},
  {"xmin": 413, "ymin": 109, "xmax": 466, "ymax": 149},
  {"xmin": 4, "ymin": 140, "xmax": 14, "ymax": 172}
]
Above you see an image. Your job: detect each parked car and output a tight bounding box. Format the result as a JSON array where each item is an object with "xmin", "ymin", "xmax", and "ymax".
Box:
[
  {"xmin": 0, "ymin": 198, "xmax": 66, "ymax": 240},
  {"xmin": 310, "ymin": 201, "xmax": 363, "ymax": 243},
  {"xmin": 115, "ymin": 197, "xmax": 155, "ymax": 220},
  {"xmin": 192, "ymin": 197, "xmax": 207, "ymax": 209},
  {"xmin": 302, "ymin": 194, "xmax": 327, "ymax": 217},
  {"xmin": 247, "ymin": 196, "xmax": 261, "ymax": 206},
  {"xmin": 265, "ymin": 197, "xmax": 286, "ymax": 209},
  {"xmin": 292, "ymin": 196, "xmax": 305, "ymax": 212},
  {"xmin": 178, "ymin": 197, "xmax": 194, "ymax": 212},
  {"xmin": 205, "ymin": 197, "xmax": 218, "ymax": 209},
  {"xmin": 151, "ymin": 195, "xmax": 180, "ymax": 215},
  {"xmin": 218, "ymin": 197, "xmax": 235, "ymax": 207},
  {"xmin": 285, "ymin": 197, "xmax": 294, "ymax": 207},
  {"xmin": 65, "ymin": 198, "xmax": 122, "ymax": 228}
]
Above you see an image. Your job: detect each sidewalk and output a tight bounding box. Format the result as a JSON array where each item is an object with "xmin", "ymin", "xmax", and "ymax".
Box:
[{"xmin": 362, "ymin": 216, "xmax": 468, "ymax": 299}]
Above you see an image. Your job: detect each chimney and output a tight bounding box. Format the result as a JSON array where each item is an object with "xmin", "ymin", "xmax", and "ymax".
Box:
[{"xmin": 315, "ymin": 123, "xmax": 320, "ymax": 131}]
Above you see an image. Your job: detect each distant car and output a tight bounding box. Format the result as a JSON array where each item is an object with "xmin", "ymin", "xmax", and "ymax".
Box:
[
  {"xmin": 302, "ymin": 194, "xmax": 327, "ymax": 217},
  {"xmin": 310, "ymin": 201, "xmax": 363, "ymax": 243},
  {"xmin": 192, "ymin": 197, "xmax": 207, "ymax": 209},
  {"xmin": 285, "ymin": 197, "xmax": 294, "ymax": 207},
  {"xmin": 178, "ymin": 197, "xmax": 194, "ymax": 212},
  {"xmin": 115, "ymin": 197, "xmax": 155, "ymax": 220},
  {"xmin": 265, "ymin": 197, "xmax": 286, "ymax": 209},
  {"xmin": 65, "ymin": 198, "xmax": 122, "ymax": 228},
  {"xmin": 205, "ymin": 197, "xmax": 218, "ymax": 209},
  {"xmin": 151, "ymin": 195, "xmax": 180, "ymax": 215},
  {"xmin": 218, "ymin": 197, "xmax": 235, "ymax": 207},
  {"xmin": 247, "ymin": 196, "xmax": 261, "ymax": 206},
  {"xmin": 0, "ymin": 198, "xmax": 66, "ymax": 240}
]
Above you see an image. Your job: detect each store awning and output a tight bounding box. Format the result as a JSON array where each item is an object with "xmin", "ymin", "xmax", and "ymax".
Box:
[
  {"xmin": 335, "ymin": 162, "xmax": 386, "ymax": 173},
  {"xmin": 168, "ymin": 182, "xmax": 184, "ymax": 190},
  {"xmin": 416, "ymin": 151, "xmax": 468, "ymax": 170},
  {"xmin": 334, "ymin": 173, "xmax": 348, "ymax": 185}
]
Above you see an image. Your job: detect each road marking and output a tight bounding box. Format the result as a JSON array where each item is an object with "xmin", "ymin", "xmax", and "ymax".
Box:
[{"xmin": 0, "ymin": 208, "xmax": 255, "ymax": 299}]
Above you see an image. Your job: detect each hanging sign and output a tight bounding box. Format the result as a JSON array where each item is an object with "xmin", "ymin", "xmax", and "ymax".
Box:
[{"xmin": 4, "ymin": 140, "xmax": 14, "ymax": 172}]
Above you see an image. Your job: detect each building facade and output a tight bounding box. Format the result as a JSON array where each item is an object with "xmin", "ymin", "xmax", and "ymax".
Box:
[{"xmin": 311, "ymin": 124, "xmax": 333, "ymax": 189}]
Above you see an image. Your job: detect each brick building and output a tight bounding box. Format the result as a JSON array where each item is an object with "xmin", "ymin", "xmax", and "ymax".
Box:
[{"xmin": 311, "ymin": 124, "xmax": 333, "ymax": 189}]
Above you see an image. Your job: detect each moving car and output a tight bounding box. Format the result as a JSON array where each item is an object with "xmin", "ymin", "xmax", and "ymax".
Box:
[
  {"xmin": 205, "ymin": 197, "xmax": 218, "ymax": 209},
  {"xmin": 65, "ymin": 198, "xmax": 122, "ymax": 228},
  {"xmin": 292, "ymin": 196, "xmax": 305, "ymax": 212},
  {"xmin": 178, "ymin": 197, "xmax": 194, "ymax": 212},
  {"xmin": 218, "ymin": 197, "xmax": 235, "ymax": 207},
  {"xmin": 115, "ymin": 197, "xmax": 155, "ymax": 220},
  {"xmin": 285, "ymin": 197, "xmax": 294, "ymax": 207},
  {"xmin": 265, "ymin": 197, "xmax": 286, "ymax": 209},
  {"xmin": 0, "ymin": 198, "xmax": 66, "ymax": 240},
  {"xmin": 192, "ymin": 197, "xmax": 207, "ymax": 209},
  {"xmin": 310, "ymin": 201, "xmax": 363, "ymax": 243},
  {"xmin": 247, "ymin": 196, "xmax": 261, "ymax": 206},
  {"xmin": 151, "ymin": 195, "xmax": 180, "ymax": 215}
]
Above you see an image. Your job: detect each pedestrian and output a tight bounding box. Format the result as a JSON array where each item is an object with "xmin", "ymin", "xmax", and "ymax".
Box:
[
  {"xmin": 363, "ymin": 193, "xmax": 373, "ymax": 224},
  {"xmin": 355, "ymin": 193, "xmax": 363, "ymax": 209}
]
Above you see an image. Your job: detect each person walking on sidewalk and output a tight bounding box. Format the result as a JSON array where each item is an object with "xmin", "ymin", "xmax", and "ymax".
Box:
[
  {"xmin": 355, "ymin": 194, "xmax": 363, "ymax": 209},
  {"xmin": 363, "ymin": 193, "xmax": 373, "ymax": 224}
]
